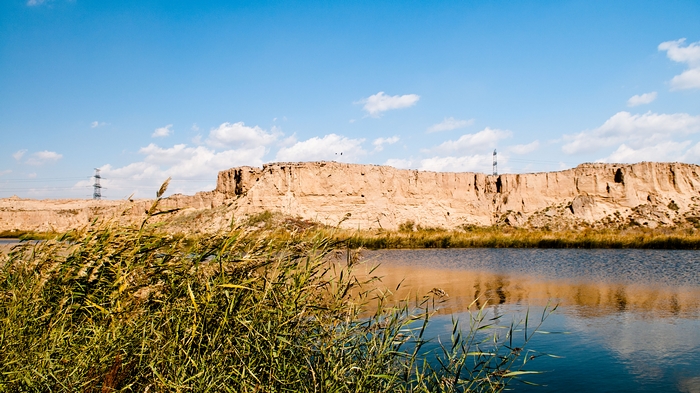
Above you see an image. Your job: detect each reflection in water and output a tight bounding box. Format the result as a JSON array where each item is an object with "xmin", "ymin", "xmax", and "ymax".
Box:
[
  {"xmin": 354, "ymin": 262, "xmax": 700, "ymax": 319},
  {"xmin": 350, "ymin": 249, "xmax": 700, "ymax": 393}
]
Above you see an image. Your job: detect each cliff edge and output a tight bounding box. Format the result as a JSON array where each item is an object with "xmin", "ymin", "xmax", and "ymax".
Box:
[
  {"xmin": 215, "ymin": 161, "xmax": 700, "ymax": 230},
  {"xmin": 2, "ymin": 161, "xmax": 700, "ymax": 232}
]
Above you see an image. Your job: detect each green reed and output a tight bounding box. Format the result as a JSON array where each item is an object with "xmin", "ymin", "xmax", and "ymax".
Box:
[{"xmin": 0, "ymin": 193, "xmax": 552, "ymax": 392}]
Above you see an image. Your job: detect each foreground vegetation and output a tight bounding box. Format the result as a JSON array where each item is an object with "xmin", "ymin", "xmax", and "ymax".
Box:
[{"xmin": 1, "ymin": 199, "xmax": 551, "ymax": 391}]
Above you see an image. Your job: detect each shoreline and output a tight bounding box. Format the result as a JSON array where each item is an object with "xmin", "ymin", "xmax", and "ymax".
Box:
[{"xmin": 9, "ymin": 225, "xmax": 700, "ymax": 249}]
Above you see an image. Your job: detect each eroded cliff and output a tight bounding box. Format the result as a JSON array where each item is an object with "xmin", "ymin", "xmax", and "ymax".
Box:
[
  {"xmin": 2, "ymin": 161, "xmax": 700, "ymax": 233},
  {"xmin": 215, "ymin": 161, "xmax": 700, "ymax": 230}
]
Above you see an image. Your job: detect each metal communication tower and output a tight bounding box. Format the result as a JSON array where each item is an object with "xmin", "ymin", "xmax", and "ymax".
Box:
[
  {"xmin": 492, "ymin": 149, "xmax": 498, "ymax": 176},
  {"xmin": 93, "ymin": 168, "xmax": 102, "ymax": 200}
]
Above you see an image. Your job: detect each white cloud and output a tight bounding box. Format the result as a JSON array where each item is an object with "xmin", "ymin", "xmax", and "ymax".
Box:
[
  {"xmin": 427, "ymin": 117, "xmax": 475, "ymax": 133},
  {"xmin": 426, "ymin": 128, "xmax": 512, "ymax": 154},
  {"xmin": 275, "ymin": 134, "xmax": 366, "ymax": 162},
  {"xmin": 658, "ymin": 38, "xmax": 700, "ymax": 90},
  {"xmin": 372, "ymin": 136, "xmax": 400, "ymax": 152},
  {"xmin": 25, "ymin": 150, "xmax": 63, "ymax": 166},
  {"xmin": 139, "ymin": 144, "xmax": 265, "ymax": 178},
  {"xmin": 627, "ymin": 92, "xmax": 657, "ymax": 107},
  {"xmin": 659, "ymin": 38, "xmax": 700, "ymax": 66},
  {"xmin": 91, "ymin": 121, "xmax": 107, "ymax": 128},
  {"xmin": 152, "ymin": 124, "xmax": 173, "ymax": 138},
  {"xmin": 279, "ymin": 134, "xmax": 298, "ymax": 148},
  {"xmin": 598, "ymin": 141, "xmax": 691, "ymax": 163},
  {"xmin": 419, "ymin": 154, "xmax": 492, "ymax": 173},
  {"xmin": 0, "ymin": 169, "xmax": 11, "ymax": 176},
  {"xmin": 69, "ymin": 120, "xmax": 284, "ymax": 198},
  {"xmin": 12, "ymin": 149, "xmax": 27, "ymax": 161},
  {"xmin": 384, "ymin": 158, "xmax": 414, "ymax": 169},
  {"xmin": 206, "ymin": 122, "xmax": 280, "ymax": 148},
  {"xmin": 562, "ymin": 111, "xmax": 700, "ymax": 155},
  {"xmin": 668, "ymin": 68, "xmax": 700, "ymax": 90},
  {"xmin": 357, "ymin": 92, "xmax": 420, "ymax": 117},
  {"xmin": 191, "ymin": 123, "xmax": 200, "ymax": 132},
  {"xmin": 77, "ymin": 143, "xmax": 266, "ymax": 198},
  {"xmin": 507, "ymin": 141, "xmax": 540, "ymax": 155},
  {"xmin": 27, "ymin": 0, "xmax": 46, "ymax": 5},
  {"xmin": 681, "ymin": 141, "xmax": 700, "ymax": 162}
]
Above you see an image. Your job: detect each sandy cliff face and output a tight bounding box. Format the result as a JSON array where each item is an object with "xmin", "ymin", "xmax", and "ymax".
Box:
[
  {"xmin": 217, "ymin": 161, "xmax": 700, "ymax": 230},
  {"xmin": 2, "ymin": 161, "xmax": 700, "ymax": 232}
]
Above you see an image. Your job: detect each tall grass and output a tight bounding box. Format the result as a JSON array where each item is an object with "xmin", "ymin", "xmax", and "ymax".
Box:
[
  {"xmin": 0, "ymin": 196, "xmax": 552, "ymax": 391},
  {"xmin": 339, "ymin": 226, "xmax": 700, "ymax": 249}
]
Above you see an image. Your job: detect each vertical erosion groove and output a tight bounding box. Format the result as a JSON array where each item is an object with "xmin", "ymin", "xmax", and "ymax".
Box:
[{"xmin": 234, "ymin": 169, "xmax": 243, "ymax": 196}]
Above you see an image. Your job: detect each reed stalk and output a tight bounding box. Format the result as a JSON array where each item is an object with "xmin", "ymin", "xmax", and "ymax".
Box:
[{"xmin": 0, "ymin": 198, "xmax": 554, "ymax": 391}]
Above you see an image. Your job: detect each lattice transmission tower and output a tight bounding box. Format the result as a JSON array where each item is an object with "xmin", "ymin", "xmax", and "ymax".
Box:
[
  {"xmin": 492, "ymin": 149, "xmax": 498, "ymax": 176},
  {"xmin": 93, "ymin": 168, "xmax": 102, "ymax": 200}
]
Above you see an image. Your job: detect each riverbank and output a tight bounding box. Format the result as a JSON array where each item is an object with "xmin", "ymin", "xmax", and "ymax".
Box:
[
  {"xmin": 233, "ymin": 211, "xmax": 700, "ymax": 249},
  {"xmin": 338, "ymin": 226, "xmax": 700, "ymax": 249},
  {"xmin": 7, "ymin": 216, "xmax": 700, "ymax": 249}
]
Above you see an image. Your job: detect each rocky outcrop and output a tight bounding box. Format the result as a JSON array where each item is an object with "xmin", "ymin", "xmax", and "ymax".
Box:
[
  {"xmin": 2, "ymin": 161, "xmax": 700, "ymax": 233},
  {"xmin": 216, "ymin": 161, "xmax": 700, "ymax": 230}
]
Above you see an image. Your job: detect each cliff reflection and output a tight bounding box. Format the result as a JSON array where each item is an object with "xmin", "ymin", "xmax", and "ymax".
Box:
[{"xmin": 353, "ymin": 263, "xmax": 700, "ymax": 319}]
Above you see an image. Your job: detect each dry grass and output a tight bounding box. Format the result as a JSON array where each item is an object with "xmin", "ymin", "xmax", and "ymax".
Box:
[
  {"xmin": 337, "ymin": 226, "xmax": 700, "ymax": 249},
  {"xmin": 0, "ymin": 190, "xmax": 552, "ymax": 392}
]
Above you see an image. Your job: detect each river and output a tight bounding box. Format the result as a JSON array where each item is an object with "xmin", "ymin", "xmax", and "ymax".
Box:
[{"xmin": 358, "ymin": 249, "xmax": 700, "ymax": 392}]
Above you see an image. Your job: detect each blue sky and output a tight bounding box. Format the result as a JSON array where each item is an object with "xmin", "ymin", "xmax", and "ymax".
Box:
[{"xmin": 1, "ymin": 0, "xmax": 699, "ymax": 199}]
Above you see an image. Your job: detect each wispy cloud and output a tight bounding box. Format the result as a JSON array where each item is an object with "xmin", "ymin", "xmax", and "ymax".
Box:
[
  {"xmin": 152, "ymin": 124, "xmax": 174, "ymax": 138},
  {"xmin": 72, "ymin": 121, "xmax": 289, "ymax": 198},
  {"xmin": 75, "ymin": 143, "xmax": 267, "ymax": 198},
  {"xmin": 658, "ymin": 38, "xmax": 700, "ymax": 90},
  {"xmin": 562, "ymin": 111, "xmax": 700, "ymax": 155},
  {"xmin": 427, "ymin": 117, "xmax": 474, "ymax": 133},
  {"xmin": 419, "ymin": 154, "xmax": 492, "ymax": 172},
  {"xmin": 599, "ymin": 141, "xmax": 691, "ymax": 163},
  {"xmin": 507, "ymin": 141, "xmax": 540, "ymax": 155},
  {"xmin": 424, "ymin": 128, "xmax": 512, "ymax": 154},
  {"xmin": 372, "ymin": 136, "xmax": 399, "ymax": 152},
  {"xmin": 27, "ymin": 0, "xmax": 47, "ymax": 6},
  {"xmin": 627, "ymin": 92, "xmax": 657, "ymax": 107},
  {"xmin": 356, "ymin": 92, "xmax": 420, "ymax": 117},
  {"xmin": 25, "ymin": 150, "xmax": 63, "ymax": 166},
  {"xmin": 380, "ymin": 127, "xmax": 512, "ymax": 173},
  {"xmin": 275, "ymin": 134, "xmax": 366, "ymax": 162},
  {"xmin": 206, "ymin": 122, "xmax": 280, "ymax": 148},
  {"xmin": 384, "ymin": 158, "xmax": 414, "ymax": 169},
  {"xmin": 91, "ymin": 121, "xmax": 108, "ymax": 128},
  {"xmin": 12, "ymin": 149, "xmax": 27, "ymax": 161}
]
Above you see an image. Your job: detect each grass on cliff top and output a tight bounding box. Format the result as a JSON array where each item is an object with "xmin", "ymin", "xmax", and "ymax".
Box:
[{"xmin": 0, "ymin": 185, "xmax": 552, "ymax": 392}]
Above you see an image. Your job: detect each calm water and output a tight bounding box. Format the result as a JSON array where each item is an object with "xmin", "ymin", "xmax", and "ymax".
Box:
[{"xmin": 360, "ymin": 249, "xmax": 700, "ymax": 392}]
